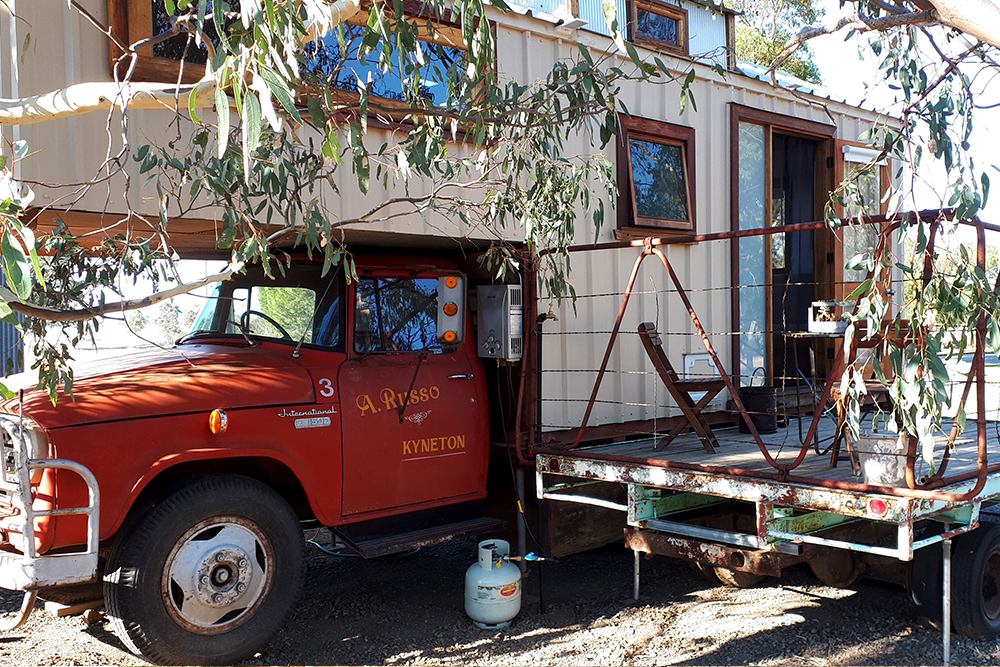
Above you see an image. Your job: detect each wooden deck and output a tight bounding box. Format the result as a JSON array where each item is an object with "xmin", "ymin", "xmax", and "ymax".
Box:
[{"xmin": 569, "ymin": 413, "xmax": 998, "ymax": 486}]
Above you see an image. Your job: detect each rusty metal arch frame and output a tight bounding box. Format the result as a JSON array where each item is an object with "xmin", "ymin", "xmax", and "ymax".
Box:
[{"xmin": 553, "ymin": 211, "xmax": 1000, "ymax": 503}]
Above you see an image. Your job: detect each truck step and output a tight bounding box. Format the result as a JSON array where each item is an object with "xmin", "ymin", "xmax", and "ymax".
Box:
[{"xmin": 334, "ymin": 516, "xmax": 505, "ymax": 559}]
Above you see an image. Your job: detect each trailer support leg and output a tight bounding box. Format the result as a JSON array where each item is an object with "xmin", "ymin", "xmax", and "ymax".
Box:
[
  {"xmin": 633, "ymin": 548, "xmax": 640, "ymax": 601},
  {"xmin": 515, "ymin": 467, "xmax": 527, "ymax": 575},
  {"xmin": 943, "ymin": 535, "xmax": 952, "ymax": 666}
]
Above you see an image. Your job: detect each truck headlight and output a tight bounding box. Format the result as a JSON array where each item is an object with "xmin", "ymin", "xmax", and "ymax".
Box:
[{"xmin": 0, "ymin": 416, "xmax": 48, "ymax": 484}]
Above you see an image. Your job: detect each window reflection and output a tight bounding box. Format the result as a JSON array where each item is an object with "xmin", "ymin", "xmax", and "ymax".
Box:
[
  {"xmin": 302, "ymin": 24, "xmax": 465, "ymax": 106},
  {"xmin": 843, "ymin": 162, "xmax": 882, "ymax": 282},
  {"xmin": 630, "ymin": 138, "xmax": 688, "ymax": 222},
  {"xmin": 355, "ymin": 278, "xmax": 439, "ymax": 353}
]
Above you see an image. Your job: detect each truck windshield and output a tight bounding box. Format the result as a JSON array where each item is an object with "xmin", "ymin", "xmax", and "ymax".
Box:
[{"xmin": 182, "ymin": 267, "xmax": 343, "ymax": 350}]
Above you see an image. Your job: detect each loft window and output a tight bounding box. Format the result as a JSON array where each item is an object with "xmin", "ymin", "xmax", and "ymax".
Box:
[
  {"xmin": 302, "ymin": 21, "xmax": 466, "ymax": 107},
  {"xmin": 630, "ymin": 0, "xmax": 687, "ymax": 55},
  {"xmin": 617, "ymin": 115, "xmax": 695, "ymax": 234},
  {"xmin": 108, "ymin": 0, "xmax": 469, "ymax": 96},
  {"xmin": 150, "ymin": 1, "xmax": 224, "ymax": 66},
  {"xmin": 107, "ymin": 0, "xmax": 218, "ymax": 83}
]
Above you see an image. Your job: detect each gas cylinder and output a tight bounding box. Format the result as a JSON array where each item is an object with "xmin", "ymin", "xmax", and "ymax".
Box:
[{"xmin": 464, "ymin": 539, "xmax": 522, "ymax": 629}]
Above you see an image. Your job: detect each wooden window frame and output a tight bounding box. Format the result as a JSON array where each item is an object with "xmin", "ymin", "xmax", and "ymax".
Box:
[
  {"xmin": 629, "ymin": 0, "xmax": 688, "ymax": 57},
  {"xmin": 107, "ymin": 0, "xmax": 208, "ymax": 83},
  {"xmin": 317, "ymin": 7, "xmax": 472, "ymax": 117},
  {"xmin": 107, "ymin": 0, "xmax": 482, "ymax": 90},
  {"xmin": 616, "ymin": 115, "xmax": 696, "ymax": 239}
]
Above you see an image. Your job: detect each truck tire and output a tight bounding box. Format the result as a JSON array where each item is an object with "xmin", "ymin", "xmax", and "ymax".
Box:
[
  {"xmin": 953, "ymin": 523, "xmax": 1000, "ymax": 640},
  {"xmin": 104, "ymin": 474, "xmax": 303, "ymax": 665}
]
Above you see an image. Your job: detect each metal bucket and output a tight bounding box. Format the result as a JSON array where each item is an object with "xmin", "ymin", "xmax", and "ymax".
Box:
[{"xmin": 854, "ymin": 432, "xmax": 906, "ymax": 486}]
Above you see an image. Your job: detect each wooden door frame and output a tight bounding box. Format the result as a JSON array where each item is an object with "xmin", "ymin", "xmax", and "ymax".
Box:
[
  {"xmin": 833, "ymin": 139, "xmax": 893, "ymax": 301},
  {"xmin": 729, "ymin": 104, "xmax": 836, "ymax": 384}
]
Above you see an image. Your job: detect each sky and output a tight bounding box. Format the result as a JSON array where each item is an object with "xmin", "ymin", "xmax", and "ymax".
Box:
[{"xmin": 808, "ymin": 0, "xmax": 1000, "ymax": 222}]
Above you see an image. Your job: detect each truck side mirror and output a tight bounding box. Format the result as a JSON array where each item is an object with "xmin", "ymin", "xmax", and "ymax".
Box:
[{"xmin": 438, "ymin": 275, "xmax": 465, "ymax": 346}]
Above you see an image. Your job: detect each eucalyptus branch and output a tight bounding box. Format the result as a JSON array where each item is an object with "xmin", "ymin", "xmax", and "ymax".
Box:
[
  {"xmin": 68, "ymin": 0, "xmax": 127, "ymax": 54},
  {"xmin": 865, "ymin": 0, "xmax": 909, "ymax": 15},
  {"xmin": 0, "ymin": 264, "xmax": 242, "ymax": 322},
  {"xmin": 0, "ymin": 78, "xmax": 217, "ymax": 125},
  {"xmin": 773, "ymin": 9, "xmax": 937, "ymax": 72},
  {"xmin": 899, "ymin": 41, "xmax": 980, "ymax": 117}
]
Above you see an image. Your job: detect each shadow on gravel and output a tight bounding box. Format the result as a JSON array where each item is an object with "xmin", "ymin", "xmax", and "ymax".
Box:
[
  {"xmin": 14, "ymin": 529, "xmax": 993, "ymax": 666},
  {"xmin": 237, "ymin": 535, "xmax": 997, "ymax": 667}
]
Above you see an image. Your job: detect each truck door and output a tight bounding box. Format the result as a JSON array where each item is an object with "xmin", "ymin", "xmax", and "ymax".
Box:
[{"xmin": 339, "ymin": 272, "xmax": 488, "ymax": 516}]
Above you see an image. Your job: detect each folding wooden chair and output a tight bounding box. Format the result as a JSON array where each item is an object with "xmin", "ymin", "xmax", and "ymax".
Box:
[{"xmin": 638, "ymin": 322, "xmax": 726, "ymax": 454}]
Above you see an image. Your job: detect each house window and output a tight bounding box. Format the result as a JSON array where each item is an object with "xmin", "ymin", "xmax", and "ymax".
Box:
[
  {"xmin": 108, "ymin": 0, "xmax": 470, "ymax": 96},
  {"xmin": 836, "ymin": 143, "xmax": 890, "ymax": 288},
  {"xmin": 150, "ymin": 1, "xmax": 221, "ymax": 66},
  {"xmin": 842, "ymin": 161, "xmax": 882, "ymax": 282},
  {"xmin": 302, "ymin": 18, "xmax": 467, "ymax": 108},
  {"xmin": 107, "ymin": 0, "xmax": 210, "ymax": 83},
  {"xmin": 617, "ymin": 115, "xmax": 695, "ymax": 235},
  {"xmin": 630, "ymin": 0, "xmax": 687, "ymax": 55}
]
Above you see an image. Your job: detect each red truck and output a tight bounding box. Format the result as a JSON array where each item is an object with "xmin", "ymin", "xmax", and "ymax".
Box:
[{"xmin": 0, "ymin": 255, "xmax": 505, "ymax": 664}]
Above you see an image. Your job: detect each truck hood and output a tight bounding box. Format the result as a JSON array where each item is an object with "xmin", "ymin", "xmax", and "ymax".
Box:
[{"xmin": 6, "ymin": 344, "xmax": 316, "ymax": 429}]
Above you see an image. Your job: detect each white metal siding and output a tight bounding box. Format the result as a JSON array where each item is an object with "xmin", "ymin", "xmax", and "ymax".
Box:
[{"xmin": 14, "ymin": 3, "xmax": 897, "ymax": 430}]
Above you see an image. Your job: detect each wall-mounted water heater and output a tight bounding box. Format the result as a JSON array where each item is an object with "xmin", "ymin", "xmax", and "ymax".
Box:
[{"xmin": 476, "ymin": 284, "xmax": 523, "ymax": 361}]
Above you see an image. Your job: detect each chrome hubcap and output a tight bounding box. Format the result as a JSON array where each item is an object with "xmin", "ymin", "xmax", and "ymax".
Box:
[{"xmin": 163, "ymin": 519, "xmax": 272, "ymax": 633}]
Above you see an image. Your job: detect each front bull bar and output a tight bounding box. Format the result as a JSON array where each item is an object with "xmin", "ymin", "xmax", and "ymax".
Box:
[{"xmin": 0, "ymin": 416, "xmax": 100, "ymax": 629}]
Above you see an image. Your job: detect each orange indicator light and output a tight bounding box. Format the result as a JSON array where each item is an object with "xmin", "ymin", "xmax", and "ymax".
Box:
[
  {"xmin": 209, "ymin": 409, "xmax": 228, "ymax": 435},
  {"xmin": 443, "ymin": 302, "xmax": 459, "ymax": 316},
  {"xmin": 869, "ymin": 498, "xmax": 887, "ymax": 516},
  {"xmin": 443, "ymin": 330, "xmax": 457, "ymax": 343},
  {"xmin": 445, "ymin": 276, "xmax": 459, "ymax": 289}
]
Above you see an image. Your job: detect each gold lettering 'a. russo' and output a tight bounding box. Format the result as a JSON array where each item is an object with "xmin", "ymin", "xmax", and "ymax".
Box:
[
  {"xmin": 402, "ymin": 434, "xmax": 466, "ymax": 458},
  {"xmin": 357, "ymin": 384, "xmax": 440, "ymax": 417}
]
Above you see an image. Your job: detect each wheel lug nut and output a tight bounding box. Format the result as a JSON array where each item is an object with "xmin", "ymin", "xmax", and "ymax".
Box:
[
  {"xmin": 238, "ymin": 559, "xmax": 248, "ymax": 568},
  {"xmin": 215, "ymin": 553, "xmax": 225, "ymax": 562},
  {"xmin": 213, "ymin": 593, "xmax": 222, "ymax": 603},
  {"xmin": 201, "ymin": 576, "xmax": 210, "ymax": 585},
  {"xmin": 237, "ymin": 583, "xmax": 246, "ymax": 593}
]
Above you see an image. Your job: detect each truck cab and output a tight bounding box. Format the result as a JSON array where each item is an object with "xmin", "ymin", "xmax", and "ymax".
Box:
[{"xmin": 0, "ymin": 255, "xmax": 500, "ymax": 665}]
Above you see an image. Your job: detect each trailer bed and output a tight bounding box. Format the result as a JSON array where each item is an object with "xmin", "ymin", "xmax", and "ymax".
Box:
[{"xmin": 536, "ymin": 415, "xmax": 1000, "ymax": 561}]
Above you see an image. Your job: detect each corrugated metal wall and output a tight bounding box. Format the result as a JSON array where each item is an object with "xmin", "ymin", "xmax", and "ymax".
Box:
[
  {"xmin": 16, "ymin": 1, "xmax": 892, "ymax": 428},
  {"xmin": 0, "ymin": 3, "xmax": 29, "ymax": 376},
  {"xmin": 576, "ymin": 0, "xmax": 627, "ymax": 40},
  {"xmin": 494, "ymin": 21, "xmax": 894, "ymax": 431}
]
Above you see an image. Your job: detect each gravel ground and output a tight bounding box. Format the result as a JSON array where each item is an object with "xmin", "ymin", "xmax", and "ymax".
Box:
[{"xmin": 1, "ymin": 529, "xmax": 998, "ymax": 666}]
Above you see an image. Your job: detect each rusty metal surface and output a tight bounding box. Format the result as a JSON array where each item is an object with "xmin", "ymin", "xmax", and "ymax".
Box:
[
  {"xmin": 536, "ymin": 210, "xmax": 1000, "ymax": 565},
  {"xmin": 547, "ymin": 210, "xmax": 999, "ymax": 502},
  {"xmin": 538, "ymin": 451, "xmax": 1000, "ymax": 522},
  {"xmin": 624, "ymin": 527, "xmax": 799, "ymax": 576}
]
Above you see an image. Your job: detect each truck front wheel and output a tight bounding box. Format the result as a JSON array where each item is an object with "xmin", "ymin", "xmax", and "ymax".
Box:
[{"xmin": 104, "ymin": 474, "xmax": 303, "ymax": 665}]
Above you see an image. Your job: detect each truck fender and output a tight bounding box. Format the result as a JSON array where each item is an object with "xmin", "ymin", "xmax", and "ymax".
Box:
[{"xmin": 101, "ymin": 448, "xmax": 338, "ymax": 540}]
